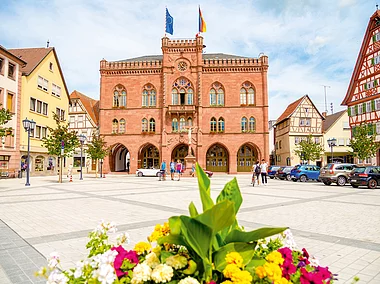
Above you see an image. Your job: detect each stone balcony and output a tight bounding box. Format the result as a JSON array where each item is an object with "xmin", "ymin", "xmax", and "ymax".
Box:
[{"xmin": 168, "ymin": 104, "xmax": 196, "ymax": 114}]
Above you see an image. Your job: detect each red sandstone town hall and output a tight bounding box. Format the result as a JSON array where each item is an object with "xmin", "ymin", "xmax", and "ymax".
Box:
[{"xmin": 99, "ymin": 36, "xmax": 269, "ymax": 174}]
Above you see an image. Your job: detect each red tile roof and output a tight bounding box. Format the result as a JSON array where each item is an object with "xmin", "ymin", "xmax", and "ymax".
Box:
[
  {"xmin": 0, "ymin": 45, "xmax": 27, "ymax": 65},
  {"xmin": 70, "ymin": 90, "xmax": 99, "ymax": 125},
  {"xmin": 275, "ymin": 96, "xmax": 305, "ymax": 124},
  {"xmin": 8, "ymin": 47, "xmax": 53, "ymax": 75}
]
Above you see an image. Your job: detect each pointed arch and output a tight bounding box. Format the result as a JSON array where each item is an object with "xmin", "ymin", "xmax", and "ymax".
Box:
[
  {"xmin": 142, "ymin": 118, "xmax": 148, "ymax": 132},
  {"xmin": 119, "ymin": 118, "xmax": 126, "ymax": 133},
  {"xmin": 237, "ymin": 143, "xmax": 260, "ymax": 172},
  {"xmin": 240, "ymin": 81, "xmax": 256, "ymax": 106},
  {"xmin": 241, "ymin": 117, "xmax": 248, "ymax": 132},
  {"xmin": 210, "ymin": 82, "xmax": 225, "ymax": 106},
  {"xmin": 172, "ymin": 77, "xmax": 194, "ymax": 105},
  {"xmin": 112, "ymin": 119, "xmax": 118, "ymax": 134},
  {"xmin": 113, "ymin": 84, "xmax": 127, "ymax": 107},
  {"xmin": 210, "ymin": 117, "xmax": 217, "ymax": 132},
  {"xmin": 142, "ymin": 83, "xmax": 156, "ymax": 107},
  {"xmin": 206, "ymin": 143, "xmax": 229, "ymax": 172},
  {"xmin": 218, "ymin": 117, "xmax": 225, "ymax": 132}
]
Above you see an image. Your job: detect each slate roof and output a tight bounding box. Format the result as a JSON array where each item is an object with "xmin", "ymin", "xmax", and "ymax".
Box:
[
  {"xmin": 70, "ymin": 90, "xmax": 99, "ymax": 125},
  {"xmin": 115, "ymin": 53, "xmax": 251, "ymax": 62},
  {"xmin": 322, "ymin": 110, "xmax": 346, "ymax": 132}
]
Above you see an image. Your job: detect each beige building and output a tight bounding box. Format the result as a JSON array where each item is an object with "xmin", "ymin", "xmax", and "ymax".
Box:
[
  {"xmin": 274, "ymin": 95, "xmax": 324, "ymax": 166},
  {"xmin": 322, "ymin": 110, "xmax": 354, "ymax": 164},
  {"xmin": 68, "ymin": 90, "xmax": 99, "ymax": 173}
]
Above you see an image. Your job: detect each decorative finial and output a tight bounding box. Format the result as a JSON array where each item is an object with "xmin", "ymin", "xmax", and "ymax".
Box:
[
  {"xmin": 47, "ymin": 40, "xmax": 50, "ymax": 48},
  {"xmin": 377, "ymin": 4, "xmax": 379, "ymax": 10}
]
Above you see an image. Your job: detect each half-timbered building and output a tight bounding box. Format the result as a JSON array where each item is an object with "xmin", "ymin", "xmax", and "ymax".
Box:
[{"xmin": 274, "ymin": 95, "xmax": 324, "ymax": 166}]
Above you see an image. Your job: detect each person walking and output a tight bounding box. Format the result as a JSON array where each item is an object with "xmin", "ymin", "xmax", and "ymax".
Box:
[
  {"xmin": 170, "ymin": 159, "xmax": 176, "ymax": 180},
  {"xmin": 176, "ymin": 160, "xmax": 182, "ymax": 181},
  {"xmin": 159, "ymin": 159, "xmax": 166, "ymax": 181},
  {"xmin": 260, "ymin": 159, "xmax": 268, "ymax": 185},
  {"xmin": 252, "ymin": 161, "xmax": 261, "ymax": 186}
]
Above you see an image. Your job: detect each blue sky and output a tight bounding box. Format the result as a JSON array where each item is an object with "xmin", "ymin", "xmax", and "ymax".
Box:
[{"xmin": 0, "ymin": 0, "xmax": 375, "ymax": 120}]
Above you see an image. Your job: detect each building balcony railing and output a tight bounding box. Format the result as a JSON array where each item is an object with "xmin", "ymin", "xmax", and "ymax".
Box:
[{"xmin": 168, "ymin": 104, "xmax": 196, "ymax": 114}]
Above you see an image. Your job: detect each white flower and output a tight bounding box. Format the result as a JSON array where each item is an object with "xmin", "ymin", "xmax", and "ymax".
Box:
[
  {"xmin": 165, "ymin": 254, "xmax": 188, "ymax": 269},
  {"xmin": 131, "ymin": 263, "xmax": 152, "ymax": 284},
  {"xmin": 116, "ymin": 232, "xmax": 131, "ymax": 245},
  {"xmin": 94, "ymin": 220, "xmax": 117, "ymax": 235},
  {"xmin": 143, "ymin": 252, "xmax": 160, "ymax": 269},
  {"xmin": 73, "ymin": 261, "xmax": 85, "ymax": 278},
  {"xmin": 47, "ymin": 252, "xmax": 60, "ymax": 269},
  {"xmin": 282, "ymin": 229, "xmax": 297, "ymax": 250},
  {"xmin": 92, "ymin": 264, "xmax": 116, "ymax": 284},
  {"xmin": 47, "ymin": 269, "xmax": 68, "ymax": 284},
  {"xmin": 151, "ymin": 264, "xmax": 174, "ymax": 283},
  {"xmin": 178, "ymin": 276, "xmax": 201, "ymax": 284}
]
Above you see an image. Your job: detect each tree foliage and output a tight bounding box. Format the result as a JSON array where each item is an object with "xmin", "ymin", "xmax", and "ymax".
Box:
[
  {"xmin": 86, "ymin": 133, "xmax": 109, "ymax": 161},
  {"xmin": 349, "ymin": 124, "xmax": 379, "ymax": 161},
  {"xmin": 42, "ymin": 113, "xmax": 79, "ymax": 157},
  {"xmin": 294, "ymin": 134, "xmax": 324, "ymax": 164},
  {"xmin": 0, "ymin": 104, "xmax": 13, "ymax": 142}
]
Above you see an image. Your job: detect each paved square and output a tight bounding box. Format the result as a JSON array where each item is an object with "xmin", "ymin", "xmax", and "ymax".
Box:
[{"xmin": 0, "ymin": 174, "xmax": 380, "ymax": 283}]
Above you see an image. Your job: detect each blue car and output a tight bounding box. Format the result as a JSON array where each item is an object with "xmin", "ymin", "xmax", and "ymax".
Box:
[
  {"xmin": 290, "ymin": 165, "xmax": 321, "ymax": 182},
  {"xmin": 268, "ymin": 166, "xmax": 281, "ymax": 179}
]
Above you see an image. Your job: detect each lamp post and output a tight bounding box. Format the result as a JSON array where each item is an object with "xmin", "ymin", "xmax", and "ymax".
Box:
[
  {"xmin": 100, "ymin": 159, "xmax": 103, "ymax": 178},
  {"xmin": 22, "ymin": 118, "xmax": 36, "ymax": 186},
  {"xmin": 78, "ymin": 134, "xmax": 86, "ymax": 180},
  {"xmin": 327, "ymin": 138, "xmax": 337, "ymax": 163}
]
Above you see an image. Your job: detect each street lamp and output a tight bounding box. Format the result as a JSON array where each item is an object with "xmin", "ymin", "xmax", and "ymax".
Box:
[
  {"xmin": 100, "ymin": 159, "xmax": 103, "ymax": 178},
  {"xmin": 327, "ymin": 138, "xmax": 337, "ymax": 163},
  {"xmin": 22, "ymin": 118, "xmax": 36, "ymax": 186},
  {"xmin": 78, "ymin": 134, "xmax": 86, "ymax": 180}
]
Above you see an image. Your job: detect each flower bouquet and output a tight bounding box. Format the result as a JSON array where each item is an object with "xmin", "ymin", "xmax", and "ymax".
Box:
[{"xmin": 36, "ymin": 164, "xmax": 335, "ymax": 284}]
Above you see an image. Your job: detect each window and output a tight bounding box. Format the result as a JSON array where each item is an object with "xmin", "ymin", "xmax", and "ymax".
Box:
[
  {"xmin": 299, "ymin": 118, "xmax": 305, "ymax": 126},
  {"xmin": 240, "ymin": 82, "xmax": 255, "ymax": 105},
  {"xmin": 113, "ymin": 84, "xmax": 127, "ymax": 107},
  {"xmin": 35, "ymin": 126, "xmax": 41, "ymax": 139},
  {"xmin": 295, "ymin": 137, "xmax": 300, "ymax": 144},
  {"xmin": 119, "ymin": 119, "xmax": 125, "ymax": 133},
  {"xmin": 149, "ymin": 118, "xmax": 155, "ymax": 132},
  {"xmin": 172, "ymin": 118, "xmax": 178, "ymax": 132},
  {"xmin": 315, "ymin": 137, "xmax": 320, "ymax": 144},
  {"xmin": 142, "ymin": 84, "xmax": 156, "ymax": 107},
  {"xmin": 142, "ymin": 90, "xmax": 148, "ymax": 107},
  {"xmin": 218, "ymin": 117, "xmax": 225, "ymax": 132},
  {"xmin": 30, "ymin": 98, "xmax": 36, "ymax": 111},
  {"xmin": 279, "ymin": 141, "xmax": 282, "ymax": 149},
  {"xmin": 217, "ymin": 89, "xmax": 224, "ymax": 105},
  {"xmin": 306, "ymin": 118, "xmax": 311, "ymax": 126},
  {"xmin": 113, "ymin": 91, "xmax": 120, "ymax": 107},
  {"xmin": 52, "ymin": 83, "xmax": 61, "ymax": 97},
  {"xmin": 366, "ymin": 101, "xmax": 372, "ymax": 113},
  {"xmin": 37, "ymin": 76, "xmax": 48, "ymax": 91},
  {"xmin": 210, "ymin": 89, "xmax": 216, "ymax": 105},
  {"xmin": 0, "ymin": 57, "xmax": 4, "ymax": 75},
  {"xmin": 210, "ymin": 117, "xmax": 217, "ymax": 132},
  {"xmin": 142, "ymin": 118, "xmax": 148, "ymax": 132},
  {"xmin": 338, "ymin": 138, "xmax": 345, "ymax": 146},
  {"xmin": 69, "ymin": 116, "xmax": 75, "ymax": 128},
  {"xmin": 372, "ymin": 55, "xmax": 380, "ymax": 65},
  {"xmin": 8, "ymin": 63, "xmax": 15, "ymax": 79},
  {"xmin": 49, "ymin": 62, "xmax": 53, "ymax": 71},
  {"xmin": 56, "ymin": 107, "xmax": 65, "ymax": 120},
  {"xmin": 179, "ymin": 117, "xmax": 186, "ymax": 131},
  {"xmin": 172, "ymin": 89, "xmax": 178, "ymax": 105},
  {"xmin": 77, "ymin": 115, "xmax": 83, "ymax": 128},
  {"xmin": 241, "ymin": 117, "xmax": 248, "ymax": 132},
  {"xmin": 346, "ymin": 138, "xmax": 351, "ymax": 146},
  {"xmin": 249, "ymin": 117, "xmax": 255, "ymax": 132},
  {"xmin": 150, "ymin": 90, "xmax": 156, "ymax": 106},
  {"xmin": 350, "ymin": 106, "xmax": 356, "ymax": 115},
  {"xmin": 6, "ymin": 92, "xmax": 14, "ymax": 112},
  {"xmin": 358, "ymin": 104, "xmax": 363, "ymax": 114},
  {"xmin": 342, "ymin": 121, "xmax": 349, "ymax": 129},
  {"xmin": 37, "ymin": 100, "xmax": 42, "ymax": 113},
  {"xmin": 41, "ymin": 127, "xmax": 47, "ymax": 138},
  {"xmin": 112, "ymin": 119, "xmax": 118, "ymax": 134},
  {"xmin": 172, "ymin": 77, "xmax": 194, "ymax": 105},
  {"xmin": 240, "ymin": 88, "xmax": 247, "ymax": 105},
  {"xmin": 209, "ymin": 82, "xmax": 225, "ymax": 106},
  {"xmin": 30, "ymin": 98, "xmax": 48, "ymax": 115},
  {"xmin": 187, "ymin": 88, "xmax": 193, "ymax": 105},
  {"xmin": 376, "ymin": 122, "xmax": 380, "ymax": 134},
  {"xmin": 187, "ymin": 117, "xmax": 193, "ymax": 127},
  {"xmin": 376, "ymin": 99, "xmax": 380, "ymax": 111},
  {"xmin": 247, "ymin": 88, "xmax": 255, "ymax": 105}
]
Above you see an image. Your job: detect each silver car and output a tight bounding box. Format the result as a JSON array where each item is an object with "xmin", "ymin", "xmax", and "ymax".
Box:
[{"xmin": 319, "ymin": 163, "xmax": 356, "ymax": 186}]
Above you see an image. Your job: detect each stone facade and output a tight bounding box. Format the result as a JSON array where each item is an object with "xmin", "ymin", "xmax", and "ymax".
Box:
[{"xmin": 99, "ymin": 36, "xmax": 269, "ymax": 174}]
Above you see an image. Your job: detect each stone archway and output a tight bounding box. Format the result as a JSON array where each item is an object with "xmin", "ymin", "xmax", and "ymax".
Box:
[
  {"xmin": 171, "ymin": 144, "xmax": 195, "ymax": 165},
  {"xmin": 206, "ymin": 144, "xmax": 229, "ymax": 172},
  {"xmin": 138, "ymin": 144, "xmax": 160, "ymax": 169},
  {"xmin": 110, "ymin": 143, "xmax": 130, "ymax": 172},
  {"xmin": 237, "ymin": 143, "xmax": 259, "ymax": 172}
]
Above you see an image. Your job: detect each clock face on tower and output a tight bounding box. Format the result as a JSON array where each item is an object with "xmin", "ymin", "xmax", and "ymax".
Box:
[{"xmin": 178, "ymin": 61, "xmax": 188, "ymax": 72}]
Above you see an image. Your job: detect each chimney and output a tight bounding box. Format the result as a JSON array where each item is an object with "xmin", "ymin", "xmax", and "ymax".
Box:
[{"xmin": 322, "ymin": 111, "xmax": 327, "ymax": 118}]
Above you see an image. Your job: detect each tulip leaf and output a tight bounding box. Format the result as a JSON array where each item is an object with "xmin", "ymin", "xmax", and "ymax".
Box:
[
  {"xmin": 213, "ymin": 242, "xmax": 257, "ymax": 272},
  {"xmin": 196, "ymin": 163, "xmax": 214, "ymax": 212},
  {"xmin": 216, "ymin": 177, "xmax": 242, "ymax": 214},
  {"xmin": 168, "ymin": 216, "xmax": 182, "ymax": 235},
  {"xmin": 225, "ymin": 227, "xmax": 288, "ymax": 244},
  {"xmin": 189, "ymin": 202, "xmax": 199, "ymax": 217}
]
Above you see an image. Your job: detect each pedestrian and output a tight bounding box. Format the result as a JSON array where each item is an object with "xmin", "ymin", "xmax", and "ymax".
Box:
[
  {"xmin": 176, "ymin": 160, "xmax": 182, "ymax": 181},
  {"xmin": 252, "ymin": 160, "xmax": 261, "ymax": 186},
  {"xmin": 170, "ymin": 159, "xmax": 176, "ymax": 180},
  {"xmin": 160, "ymin": 159, "xmax": 166, "ymax": 181},
  {"xmin": 126, "ymin": 161, "xmax": 130, "ymax": 174},
  {"xmin": 260, "ymin": 159, "xmax": 268, "ymax": 184},
  {"xmin": 190, "ymin": 163, "xmax": 195, "ymax": 177}
]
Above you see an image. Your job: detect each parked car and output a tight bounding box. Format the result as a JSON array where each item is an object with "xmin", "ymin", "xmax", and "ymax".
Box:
[
  {"xmin": 275, "ymin": 166, "xmax": 293, "ymax": 181},
  {"xmin": 319, "ymin": 163, "xmax": 357, "ymax": 186},
  {"xmin": 136, "ymin": 167, "xmax": 161, "ymax": 177},
  {"xmin": 290, "ymin": 164, "xmax": 320, "ymax": 182},
  {"xmin": 268, "ymin": 166, "xmax": 281, "ymax": 179},
  {"xmin": 350, "ymin": 166, "xmax": 380, "ymax": 189}
]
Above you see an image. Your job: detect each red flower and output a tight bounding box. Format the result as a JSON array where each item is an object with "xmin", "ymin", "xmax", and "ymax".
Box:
[
  {"xmin": 278, "ymin": 247, "xmax": 293, "ymax": 262},
  {"xmin": 281, "ymin": 259, "xmax": 297, "ymax": 280},
  {"xmin": 316, "ymin": 266, "xmax": 333, "ymax": 281},
  {"xmin": 111, "ymin": 246, "xmax": 139, "ymax": 278},
  {"xmin": 300, "ymin": 268, "xmax": 323, "ymax": 284},
  {"xmin": 302, "ymin": 248, "xmax": 310, "ymax": 259}
]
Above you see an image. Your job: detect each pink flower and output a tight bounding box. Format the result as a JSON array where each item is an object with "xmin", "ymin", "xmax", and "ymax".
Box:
[
  {"xmin": 300, "ymin": 268, "xmax": 323, "ymax": 284},
  {"xmin": 302, "ymin": 248, "xmax": 310, "ymax": 259},
  {"xmin": 111, "ymin": 246, "xmax": 139, "ymax": 278},
  {"xmin": 278, "ymin": 247, "xmax": 293, "ymax": 262},
  {"xmin": 208, "ymin": 281, "xmax": 217, "ymax": 284},
  {"xmin": 316, "ymin": 266, "xmax": 333, "ymax": 281},
  {"xmin": 281, "ymin": 259, "xmax": 297, "ymax": 279}
]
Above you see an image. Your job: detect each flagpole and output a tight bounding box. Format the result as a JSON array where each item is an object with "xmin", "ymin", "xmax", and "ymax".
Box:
[{"xmin": 165, "ymin": 6, "xmax": 167, "ymax": 37}]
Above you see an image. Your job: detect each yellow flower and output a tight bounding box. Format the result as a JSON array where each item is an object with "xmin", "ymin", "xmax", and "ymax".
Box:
[
  {"xmin": 134, "ymin": 242, "xmax": 152, "ymax": 255},
  {"xmin": 221, "ymin": 281, "xmax": 233, "ymax": 284},
  {"xmin": 255, "ymin": 266, "xmax": 267, "ymax": 279},
  {"xmin": 225, "ymin": 252, "xmax": 244, "ymax": 268},
  {"xmin": 230, "ymin": 270, "xmax": 252, "ymax": 284},
  {"xmin": 274, "ymin": 277, "xmax": 289, "ymax": 284},
  {"xmin": 165, "ymin": 254, "xmax": 188, "ymax": 270},
  {"xmin": 264, "ymin": 262, "xmax": 283, "ymax": 281},
  {"xmin": 223, "ymin": 264, "xmax": 240, "ymax": 279},
  {"xmin": 148, "ymin": 223, "xmax": 171, "ymax": 242},
  {"xmin": 266, "ymin": 251, "xmax": 284, "ymax": 265}
]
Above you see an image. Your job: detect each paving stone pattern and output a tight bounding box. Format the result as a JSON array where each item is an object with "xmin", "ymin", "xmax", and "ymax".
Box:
[{"xmin": 0, "ymin": 174, "xmax": 380, "ymax": 283}]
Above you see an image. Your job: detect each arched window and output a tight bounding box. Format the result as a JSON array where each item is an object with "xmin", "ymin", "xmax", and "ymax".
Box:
[
  {"xmin": 142, "ymin": 84, "xmax": 156, "ymax": 107},
  {"xmin": 142, "ymin": 118, "xmax": 148, "ymax": 132},
  {"xmin": 172, "ymin": 118, "xmax": 178, "ymax": 132},
  {"xmin": 187, "ymin": 117, "xmax": 193, "ymax": 127},
  {"xmin": 241, "ymin": 117, "xmax": 248, "ymax": 132},
  {"xmin": 113, "ymin": 84, "xmax": 127, "ymax": 107},
  {"xmin": 249, "ymin": 117, "xmax": 256, "ymax": 132},
  {"xmin": 210, "ymin": 117, "xmax": 217, "ymax": 132},
  {"xmin": 149, "ymin": 118, "xmax": 155, "ymax": 132},
  {"xmin": 218, "ymin": 117, "xmax": 225, "ymax": 132},
  {"xmin": 112, "ymin": 119, "xmax": 118, "ymax": 134},
  {"xmin": 179, "ymin": 117, "xmax": 186, "ymax": 131},
  {"xmin": 210, "ymin": 82, "xmax": 225, "ymax": 106},
  {"xmin": 172, "ymin": 77, "xmax": 194, "ymax": 105},
  {"xmin": 240, "ymin": 82, "xmax": 255, "ymax": 106},
  {"xmin": 119, "ymin": 119, "xmax": 125, "ymax": 133}
]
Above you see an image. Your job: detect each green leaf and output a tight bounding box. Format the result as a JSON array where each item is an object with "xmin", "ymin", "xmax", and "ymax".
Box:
[
  {"xmin": 169, "ymin": 216, "xmax": 182, "ymax": 235},
  {"xmin": 245, "ymin": 257, "xmax": 266, "ymax": 269},
  {"xmin": 189, "ymin": 202, "xmax": 199, "ymax": 217},
  {"xmin": 195, "ymin": 163, "xmax": 214, "ymax": 212},
  {"xmin": 157, "ymin": 234, "xmax": 188, "ymax": 247},
  {"xmin": 225, "ymin": 227, "xmax": 287, "ymax": 244},
  {"xmin": 213, "ymin": 242, "xmax": 257, "ymax": 272},
  {"xmin": 216, "ymin": 177, "xmax": 243, "ymax": 214}
]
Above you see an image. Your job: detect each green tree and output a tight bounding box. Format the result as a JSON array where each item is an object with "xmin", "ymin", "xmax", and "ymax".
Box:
[
  {"xmin": 349, "ymin": 124, "xmax": 379, "ymax": 162},
  {"xmin": 42, "ymin": 114, "xmax": 79, "ymax": 182},
  {"xmin": 86, "ymin": 133, "xmax": 109, "ymax": 177},
  {"xmin": 294, "ymin": 134, "xmax": 324, "ymax": 164},
  {"xmin": 0, "ymin": 104, "xmax": 13, "ymax": 142}
]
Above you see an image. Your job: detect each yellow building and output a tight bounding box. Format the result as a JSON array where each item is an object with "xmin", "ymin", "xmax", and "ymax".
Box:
[{"xmin": 9, "ymin": 47, "xmax": 70, "ymax": 175}]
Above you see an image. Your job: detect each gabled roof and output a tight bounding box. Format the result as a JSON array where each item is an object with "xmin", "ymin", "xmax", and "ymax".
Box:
[
  {"xmin": 0, "ymin": 45, "xmax": 27, "ymax": 65},
  {"xmin": 8, "ymin": 47, "xmax": 70, "ymax": 101},
  {"xmin": 342, "ymin": 9, "xmax": 380, "ymax": 105},
  {"xmin": 115, "ymin": 53, "xmax": 251, "ymax": 62},
  {"xmin": 322, "ymin": 110, "xmax": 346, "ymax": 132},
  {"xmin": 275, "ymin": 94, "xmax": 325, "ymax": 125},
  {"xmin": 70, "ymin": 90, "xmax": 99, "ymax": 125}
]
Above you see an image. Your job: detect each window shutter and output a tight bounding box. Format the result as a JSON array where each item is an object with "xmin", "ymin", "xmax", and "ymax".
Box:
[
  {"xmin": 364, "ymin": 83, "xmax": 368, "ymax": 90},
  {"xmin": 347, "ymin": 107, "xmax": 351, "ymax": 116},
  {"xmin": 374, "ymin": 35, "xmax": 377, "ymax": 43},
  {"xmin": 372, "ymin": 100, "xmax": 376, "ymax": 111},
  {"xmin": 368, "ymin": 124, "xmax": 373, "ymax": 135},
  {"xmin": 355, "ymin": 105, "xmax": 358, "ymax": 115},
  {"xmin": 363, "ymin": 103, "xmax": 366, "ymax": 113},
  {"xmin": 375, "ymin": 80, "xmax": 378, "ymax": 87},
  {"xmin": 372, "ymin": 58, "xmax": 375, "ymax": 65}
]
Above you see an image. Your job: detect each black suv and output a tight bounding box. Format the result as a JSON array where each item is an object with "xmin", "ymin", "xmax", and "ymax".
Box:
[{"xmin": 350, "ymin": 166, "xmax": 380, "ymax": 189}]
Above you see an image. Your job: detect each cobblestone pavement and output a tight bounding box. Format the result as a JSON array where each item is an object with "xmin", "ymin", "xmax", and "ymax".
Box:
[{"xmin": 0, "ymin": 173, "xmax": 380, "ymax": 283}]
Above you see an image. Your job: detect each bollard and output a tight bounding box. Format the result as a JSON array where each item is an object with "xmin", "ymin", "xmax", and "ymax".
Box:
[{"xmin": 69, "ymin": 175, "xmax": 73, "ymax": 182}]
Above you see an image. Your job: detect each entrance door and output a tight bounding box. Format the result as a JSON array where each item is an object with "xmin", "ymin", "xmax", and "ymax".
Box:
[
  {"xmin": 206, "ymin": 144, "xmax": 229, "ymax": 172},
  {"xmin": 141, "ymin": 145, "xmax": 160, "ymax": 168},
  {"xmin": 237, "ymin": 144, "xmax": 257, "ymax": 172}
]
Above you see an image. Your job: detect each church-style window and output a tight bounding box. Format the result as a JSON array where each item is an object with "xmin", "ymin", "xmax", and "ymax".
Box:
[
  {"xmin": 149, "ymin": 118, "xmax": 156, "ymax": 132},
  {"xmin": 112, "ymin": 119, "xmax": 118, "ymax": 134},
  {"xmin": 248, "ymin": 88, "xmax": 255, "ymax": 105},
  {"xmin": 240, "ymin": 82, "xmax": 255, "ymax": 106},
  {"xmin": 142, "ymin": 84, "xmax": 156, "ymax": 107},
  {"xmin": 187, "ymin": 117, "xmax": 193, "ymax": 127},
  {"xmin": 172, "ymin": 118, "xmax": 178, "ymax": 132},
  {"xmin": 113, "ymin": 84, "xmax": 127, "ymax": 107},
  {"xmin": 241, "ymin": 117, "xmax": 248, "ymax": 132},
  {"xmin": 142, "ymin": 118, "xmax": 148, "ymax": 132},
  {"xmin": 120, "ymin": 91, "xmax": 127, "ymax": 107},
  {"xmin": 119, "ymin": 119, "xmax": 125, "ymax": 133},
  {"xmin": 210, "ymin": 117, "xmax": 217, "ymax": 132},
  {"xmin": 172, "ymin": 89, "xmax": 179, "ymax": 105},
  {"xmin": 249, "ymin": 117, "xmax": 256, "ymax": 132},
  {"xmin": 179, "ymin": 117, "xmax": 186, "ymax": 131},
  {"xmin": 187, "ymin": 88, "xmax": 193, "ymax": 105},
  {"xmin": 240, "ymin": 88, "xmax": 246, "ymax": 105},
  {"xmin": 142, "ymin": 90, "xmax": 148, "ymax": 106},
  {"xmin": 113, "ymin": 91, "xmax": 119, "ymax": 107},
  {"xmin": 210, "ymin": 82, "xmax": 225, "ymax": 106},
  {"xmin": 172, "ymin": 77, "xmax": 194, "ymax": 105},
  {"xmin": 217, "ymin": 89, "xmax": 225, "ymax": 105},
  {"xmin": 218, "ymin": 117, "xmax": 225, "ymax": 132},
  {"xmin": 210, "ymin": 89, "xmax": 216, "ymax": 105}
]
